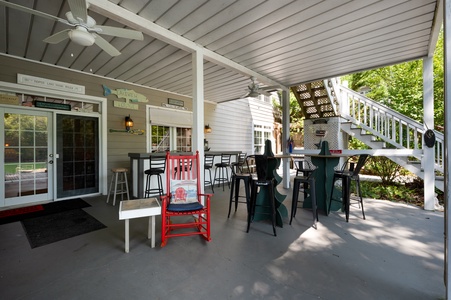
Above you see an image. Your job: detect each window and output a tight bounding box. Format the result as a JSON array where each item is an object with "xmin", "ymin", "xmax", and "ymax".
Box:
[
  {"xmin": 254, "ymin": 124, "xmax": 273, "ymax": 154},
  {"xmin": 149, "ymin": 106, "xmax": 193, "ymax": 152},
  {"xmin": 176, "ymin": 127, "xmax": 192, "ymax": 152},
  {"xmin": 150, "ymin": 125, "xmax": 191, "ymax": 152},
  {"xmin": 151, "ymin": 125, "xmax": 170, "ymax": 152}
]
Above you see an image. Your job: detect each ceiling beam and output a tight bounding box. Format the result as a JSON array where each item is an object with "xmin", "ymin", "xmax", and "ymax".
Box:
[
  {"xmin": 428, "ymin": 0, "xmax": 443, "ymax": 57},
  {"xmin": 87, "ymin": 0, "xmax": 286, "ymax": 90}
]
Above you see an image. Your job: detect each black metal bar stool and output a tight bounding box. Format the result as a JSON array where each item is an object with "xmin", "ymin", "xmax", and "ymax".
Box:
[
  {"xmin": 214, "ymin": 153, "xmax": 232, "ymax": 191},
  {"xmin": 294, "ymin": 159, "xmax": 315, "ymax": 198},
  {"xmin": 228, "ymin": 157, "xmax": 251, "ymax": 217},
  {"xmin": 329, "ymin": 155, "xmax": 369, "ymax": 222},
  {"xmin": 231, "ymin": 152, "xmax": 247, "ymax": 174},
  {"xmin": 290, "ymin": 171, "xmax": 318, "ymax": 229},
  {"xmin": 204, "ymin": 154, "xmax": 215, "ymax": 193},
  {"xmin": 144, "ymin": 155, "xmax": 166, "ymax": 199}
]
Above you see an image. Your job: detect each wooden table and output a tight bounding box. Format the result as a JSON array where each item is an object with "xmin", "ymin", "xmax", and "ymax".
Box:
[{"xmin": 119, "ymin": 198, "xmax": 161, "ymax": 253}]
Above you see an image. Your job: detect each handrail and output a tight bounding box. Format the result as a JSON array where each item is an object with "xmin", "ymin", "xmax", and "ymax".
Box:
[{"xmin": 336, "ymin": 85, "xmax": 444, "ymax": 173}]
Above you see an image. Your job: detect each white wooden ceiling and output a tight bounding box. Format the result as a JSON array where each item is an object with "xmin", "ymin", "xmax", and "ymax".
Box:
[{"xmin": 0, "ymin": 0, "xmax": 443, "ymax": 103}]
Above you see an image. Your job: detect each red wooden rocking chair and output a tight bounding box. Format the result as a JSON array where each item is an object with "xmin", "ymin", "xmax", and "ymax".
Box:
[{"xmin": 160, "ymin": 151, "xmax": 211, "ymax": 247}]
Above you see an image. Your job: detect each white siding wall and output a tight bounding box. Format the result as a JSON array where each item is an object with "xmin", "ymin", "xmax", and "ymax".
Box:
[{"xmin": 206, "ymin": 97, "xmax": 274, "ymax": 155}]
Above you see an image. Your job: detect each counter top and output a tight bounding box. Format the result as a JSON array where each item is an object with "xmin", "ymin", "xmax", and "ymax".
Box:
[{"xmin": 128, "ymin": 151, "xmax": 242, "ymax": 159}]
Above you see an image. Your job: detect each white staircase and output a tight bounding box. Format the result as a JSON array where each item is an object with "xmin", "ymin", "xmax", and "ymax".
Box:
[{"xmin": 291, "ymin": 79, "xmax": 444, "ymax": 192}]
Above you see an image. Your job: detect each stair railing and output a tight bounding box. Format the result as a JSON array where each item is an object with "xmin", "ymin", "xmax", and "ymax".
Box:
[{"xmin": 336, "ymin": 85, "xmax": 444, "ymax": 172}]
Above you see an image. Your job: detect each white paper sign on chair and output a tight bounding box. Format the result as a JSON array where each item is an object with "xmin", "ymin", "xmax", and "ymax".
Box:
[{"xmin": 170, "ymin": 180, "xmax": 198, "ymax": 204}]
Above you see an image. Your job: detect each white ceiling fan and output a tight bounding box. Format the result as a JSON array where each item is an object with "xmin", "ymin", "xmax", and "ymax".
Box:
[
  {"xmin": 0, "ymin": 0, "xmax": 144, "ymax": 56},
  {"xmin": 244, "ymin": 76, "xmax": 270, "ymax": 98},
  {"xmin": 220, "ymin": 76, "xmax": 271, "ymax": 103}
]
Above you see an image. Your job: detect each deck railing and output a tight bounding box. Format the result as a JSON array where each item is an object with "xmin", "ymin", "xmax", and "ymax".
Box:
[{"xmin": 336, "ymin": 85, "xmax": 444, "ymax": 173}]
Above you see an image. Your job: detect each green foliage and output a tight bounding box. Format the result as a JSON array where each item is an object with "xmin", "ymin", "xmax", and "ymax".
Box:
[
  {"xmin": 273, "ymin": 93, "xmax": 304, "ymax": 134},
  {"xmin": 359, "ymin": 181, "xmax": 417, "ymax": 203},
  {"xmin": 348, "ymin": 138, "xmax": 368, "ymax": 150},
  {"xmin": 342, "ymin": 29, "xmax": 444, "ymax": 129},
  {"xmin": 363, "ymin": 156, "xmax": 402, "ymax": 184}
]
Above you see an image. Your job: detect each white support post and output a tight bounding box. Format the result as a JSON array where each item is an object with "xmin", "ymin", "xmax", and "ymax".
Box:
[
  {"xmin": 282, "ymin": 88, "xmax": 291, "ymax": 188},
  {"xmin": 444, "ymin": 0, "xmax": 451, "ymax": 296},
  {"xmin": 423, "ymin": 57, "xmax": 435, "ymax": 211},
  {"xmin": 192, "ymin": 50, "xmax": 205, "ymax": 194}
]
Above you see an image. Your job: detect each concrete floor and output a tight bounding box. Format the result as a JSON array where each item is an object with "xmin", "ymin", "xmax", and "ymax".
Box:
[{"xmin": 0, "ymin": 183, "xmax": 445, "ymax": 299}]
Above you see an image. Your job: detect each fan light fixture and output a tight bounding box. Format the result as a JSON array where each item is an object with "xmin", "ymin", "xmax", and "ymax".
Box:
[
  {"xmin": 125, "ymin": 115, "xmax": 134, "ymax": 131},
  {"xmin": 247, "ymin": 91, "xmax": 260, "ymax": 98},
  {"xmin": 204, "ymin": 124, "xmax": 212, "ymax": 134},
  {"xmin": 69, "ymin": 27, "xmax": 95, "ymax": 46}
]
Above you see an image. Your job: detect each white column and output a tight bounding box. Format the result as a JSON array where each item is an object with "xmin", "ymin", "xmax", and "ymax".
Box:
[
  {"xmin": 444, "ymin": 0, "xmax": 451, "ymax": 296},
  {"xmin": 192, "ymin": 50, "xmax": 205, "ymax": 193},
  {"xmin": 423, "ymin": 57, "xmax": 435, "ymax": 211},
  {"xmin": 282, "ymin": 88, "xmax": 291, "ymax": 188}
]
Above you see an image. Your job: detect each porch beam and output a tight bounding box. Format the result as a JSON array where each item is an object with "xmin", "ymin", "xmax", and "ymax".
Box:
[
  {"xmin": 443, "ymin": 0, "xmax": 450, "ymax": 296},
  {"xmin": 423, "ymin": 57, "xmax": 435, "ymax": 210}
]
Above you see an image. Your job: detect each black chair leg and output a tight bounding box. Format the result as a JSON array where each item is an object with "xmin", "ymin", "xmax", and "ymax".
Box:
[
  {"xmin": 246, "ymin": 183, "xmax": 257, "ymax": 233},
  {"xmin": 328, "ymin": 174, "xmax": 338, "ymax": 215},
  {"xmin": 310, "ymin": 178, "xmax": 318, "ymax": 228},
  {"xmin": 290, "ymin": 180, "xmax": 300, "ymax": 225},
  {"xmin": 228, "ymin": 175, "xmax": 235, "ymax": 218},
  {"xmin": 234, "ymin": 178, "xmax": 241, "ymax": 212},
  {"xmin": 356, "ymin": 178, "xmax": 365, "ymax": 219},
  {"xmin": 244, "ymin": 178, "xmax": 251, "ymax": 214},
  {"xmin": 343, "ymin": 176, "xmax": 350, "ymax": 222},
  {"xmin": 268, "ymin": 184, "xmax": 276, "ymax": 236},
  {"xmin": 209, "ymin": 169, "xmax": 214, "ymax": 193},
  {"xmin": 157, "ymin": 175, "xmax": 163, "ymax": 199}
]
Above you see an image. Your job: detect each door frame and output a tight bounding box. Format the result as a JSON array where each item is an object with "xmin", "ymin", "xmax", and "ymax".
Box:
[
  {"xmin": 0, "ymin": 81, "xmax": 107, "ymax": 207},
  {"xmin": 2, "ymin": 108, "xmax": 54, "ymax": 206}
]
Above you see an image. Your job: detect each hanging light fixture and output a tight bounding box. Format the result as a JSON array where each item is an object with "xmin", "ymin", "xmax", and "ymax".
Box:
[
  {"xmin": 125, "ymin": 115, "xmax": 134, "ymax": 131},
  {"xmin": 204, "ymin": 124, "xmax": 212, "ymax": 133}
]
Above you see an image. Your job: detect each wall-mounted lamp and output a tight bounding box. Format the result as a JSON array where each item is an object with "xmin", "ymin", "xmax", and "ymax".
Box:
[
  {"xmin": 109, "ymin": 115, "xmax": 144, "ymax": 135},
  {"xmin": 125, "ymin": 115, "xmax": 134, "ymax": 131},
  {"xmin": 204, "ymin": 124, "xmax": 212, "ymax": 134}
]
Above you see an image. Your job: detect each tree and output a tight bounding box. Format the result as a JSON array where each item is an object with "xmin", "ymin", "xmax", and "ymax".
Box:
[{"xmin": 343, "ymin": 29, "xmax": 444, "ymax": 130}]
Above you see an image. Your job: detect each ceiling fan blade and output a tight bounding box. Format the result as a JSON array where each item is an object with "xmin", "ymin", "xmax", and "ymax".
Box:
[
  {"xmin": 92, "ymin": 33, "xmax": 121, "ymax": 56},
  {"xmin": 259, "ymin": 90, "xmax": 271, "ymax": 97},
  {"xmin": 43, "ymin": 29, "xmax": 71, "ymax": 44},
  {"xmin": 219, "ymin": 92, "xmax": 250, "ymax": 103},
  {"xmin": 94, "ymin": 25, "xmax": 144, "ymax": 40},
  {"xmin": 68, "ymin": 0, "xmax": 88, "ymax": 23},
  {"xmin": 0, "ymin": 0, "xmax": 68, "ymax": 24}
]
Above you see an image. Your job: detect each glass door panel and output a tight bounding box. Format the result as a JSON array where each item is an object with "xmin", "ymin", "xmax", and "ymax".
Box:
[
  {"xmin": 56, "ymin": 115, "xmax": 99, "ymax": 198},
  {"xmin": 3, "ymin": 110, "xmax": 52, "ymax": 206}
]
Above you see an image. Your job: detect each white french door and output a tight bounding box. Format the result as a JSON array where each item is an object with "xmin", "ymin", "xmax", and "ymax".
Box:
[{"xmin": 2, "ymin": 108, "xmax": 54, "ymax": 206}]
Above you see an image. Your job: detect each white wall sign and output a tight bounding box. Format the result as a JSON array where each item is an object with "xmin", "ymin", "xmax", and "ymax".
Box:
[{"xmin": 17, "ymin": 74, "xmax": 85, "ymax": 94}]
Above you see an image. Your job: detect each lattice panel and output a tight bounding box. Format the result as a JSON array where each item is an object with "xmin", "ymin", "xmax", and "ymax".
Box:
[
  {"xmin": 314, "ymin": 89, "xmax": 327, "ymax": 97},
  {"xmin": 302, "ymin": 100, "xmax": 314, "ymax": 106},
  {"xmin": 294, "ymin": 84, "xmax": 308, "ymax": 92},
  {"xmin": 299, "ymin": 92, "xmax": 312, "ymax": 99},
  {"xmin": 311, "ymin": 81, "xmax": 324, "ymax": 89},
  {"xmin": 306, "ymin": 107, "xmax": 318, "ymax": 114},
  {"xmin": 317, "ymin": 97, "xmax": 330, "ymax": 104},
  {"xmin": 320, "ymin": 104, "xmax": 333, "ymax": 111}
]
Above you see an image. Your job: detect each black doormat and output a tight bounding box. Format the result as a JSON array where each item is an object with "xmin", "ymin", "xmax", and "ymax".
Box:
[
  {"xmin": 0, "ymin": 198, "xmax": 90, "ymax": 225},
  {"xmin": 21, "ymin": 208, "xmax": 107, "ymax": 248}
]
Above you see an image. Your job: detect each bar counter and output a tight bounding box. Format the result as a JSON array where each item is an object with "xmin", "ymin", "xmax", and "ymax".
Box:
[{"xmin": 128, "ymin": 151, "xmax": 242, "ymax": 198}]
